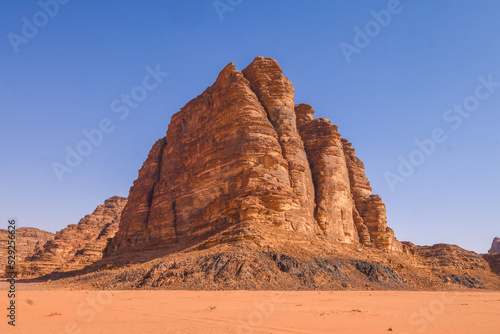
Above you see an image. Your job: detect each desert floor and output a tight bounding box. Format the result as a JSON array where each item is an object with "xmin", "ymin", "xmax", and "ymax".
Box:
[{"xmin": 1, "ymin": 283, "xmax": 499, "ymax": 334}]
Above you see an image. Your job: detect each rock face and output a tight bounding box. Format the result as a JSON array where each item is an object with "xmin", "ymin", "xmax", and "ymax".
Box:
[
  {"xmin": 63, "ymin": 237, "xmax": 500, "ymax": 290},
  {"xmin": 0, "ymin": 228, "xmax": 55, "ymax": 276},
  {"xmin": 483, "ymin": 253, "xmax": 500, "ymax": 276},
  {"xmin": 106, "ymin": 57, "xmax": 401, "ymax": 256},
  {"xmin": 17, "ymin": 196, "xmax": 126, "ymax": 277},
  {"xmin": 485, "ymin": 238, "xmax": 500, "ymax": 276},
  {"xmin": 489, "ymin": 237, "xmax": 500, "ymax": 253},
  {"xmin": 295, "ymin": 104, "xmax": 358, "ymax": 243}
]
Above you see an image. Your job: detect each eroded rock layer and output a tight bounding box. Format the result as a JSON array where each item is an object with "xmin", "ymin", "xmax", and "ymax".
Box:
[
  {"xmin": 59, "ymin": 232, "xmax": 500, "ymax": 290},
  {"xmin": 107, "ymin": 57, "xmax": 400, "ymax": 256},
  {"xmin": 17, "ymin": 196, "xmax": 126, "ymax": 277},
  {"xmin": 295, "ymin": 104, "xmax": 358, "ymax": 243},
  {"xmin": 0, "ymin": 228, "xmax": 55, "ymax": 276}
]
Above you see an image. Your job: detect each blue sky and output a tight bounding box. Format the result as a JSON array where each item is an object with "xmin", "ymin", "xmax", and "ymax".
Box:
[{"xmin": 1, "ymin": 0, "xmax": 499, "ymax": 253}]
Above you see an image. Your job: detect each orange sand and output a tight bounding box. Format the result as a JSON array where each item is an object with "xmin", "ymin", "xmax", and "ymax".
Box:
[{"xmin": 1, "ymin": 283, "xmax": 499, "ymax": 333}]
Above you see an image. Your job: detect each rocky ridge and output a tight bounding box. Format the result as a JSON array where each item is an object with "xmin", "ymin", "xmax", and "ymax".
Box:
[
  {"xmin": 16, "ymin": 196, "xmax": 126, "ymax": 277},
  {"xmin": 53, "ymin": 229, "xmax": 500, "ymax": 290},
  {"xmin": 0, "ymin": 228, "xmax": 55, "ymax": 276}
]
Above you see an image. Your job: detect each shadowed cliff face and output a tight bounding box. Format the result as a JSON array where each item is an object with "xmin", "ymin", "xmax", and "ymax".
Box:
[
  {"xmin": 106, "ymin": 57, "xmax": 401, "ymax": 256},
  {"xmin": 485, "ymin": 238, "xmax": 500, "ymax": 275},
  {"xmin": 489, "ymin": 237, "xmax": 500, "ymax": 253}
]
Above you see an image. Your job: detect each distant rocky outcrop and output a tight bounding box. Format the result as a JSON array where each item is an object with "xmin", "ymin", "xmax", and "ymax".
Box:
[
  {"xmin": 489, "ymin": 237, "xmax": 500, "ymax": 253},
  {"xmin": 106, "ymin": 57, "xmax": 400, "ymax": 258},
  {"xmin": 0, "ymin": 228, "xmax": 55, "ymax": 276},
  {"xmin": 483, "ymin": 253, "xmax": 500, "ymax": 276},
  {"xmin": 16, "ymin": 196, "xmax": 126, "ymax": 277},
  {"xmin": 482, "ymin": 238, "xmax": 500, "ymax": 276}
]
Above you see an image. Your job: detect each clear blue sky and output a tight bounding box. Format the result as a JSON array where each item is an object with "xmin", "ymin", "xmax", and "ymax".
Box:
[{"xmin": 1, "ymin": 1, "xmax": 499, "ymax": 253}]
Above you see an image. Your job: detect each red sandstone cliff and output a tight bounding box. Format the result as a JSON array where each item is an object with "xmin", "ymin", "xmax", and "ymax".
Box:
[
  {"xmin": 23, "ymin": 58, "xmax": 500, "ymax": 291},
  {"xmin": 0, "ymin": 228, "xmax": 55, "ymax": 276},
  {"xmin": 17, "ymin": 196, "xmax": 126, "ymax": 277},
  {"xmin": 106, "ymin": 57, "xmax": 400, "ymax": 256}
]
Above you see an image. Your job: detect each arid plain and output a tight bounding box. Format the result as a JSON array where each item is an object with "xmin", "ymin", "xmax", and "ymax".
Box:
[{"xmin": 1, "ymin": 283, "xmax": 499, "ymax": 334}]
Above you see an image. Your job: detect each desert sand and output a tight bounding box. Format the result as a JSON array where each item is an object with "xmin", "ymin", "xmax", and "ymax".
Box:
[{"xmin": 1, "ymin": 283, "xmax": 499, "ymax": 334}]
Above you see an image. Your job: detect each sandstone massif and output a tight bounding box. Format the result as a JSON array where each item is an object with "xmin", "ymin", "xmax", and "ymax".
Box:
[
  {"xmin": 0, "ymin": 227, "xmax": 54, "ymax": 276},
  {"xmin": 13, "ymin": 57, "xmax": 500, "ymax": 290},
  {"xmin": 105, "ymin": 56, "xmax": 400, "ymax": 259},
  {"xmin": 15, "ymin": 196, "xmax": 126, "ymax": 277}
]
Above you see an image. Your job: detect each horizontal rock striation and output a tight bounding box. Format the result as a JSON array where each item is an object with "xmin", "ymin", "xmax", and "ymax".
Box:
[
  {"xmin": 0, "ymin": 228, "xmax": 55, "ymax": 277},
  {"xmin": 295, "ymin": 104, "xmax": 358, "ymax": 243},
  {"xmin": 17, "ymin": 196, "xmax": 126, "ymax": 277},
  {"xmin": 106, "ymin": 57, "xmax": 400, "ymax": 256}
]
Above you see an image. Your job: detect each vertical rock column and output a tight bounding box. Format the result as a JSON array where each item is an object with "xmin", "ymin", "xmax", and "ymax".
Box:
[
  {"xmin": 147, "ymin": 62, "xmax": 297, "ymax": 245},
  {"xmin": 341, "ymin": 139, "xmax": 372, "ymax": 246},
  {"xmin": 107, "ymin": 139, "xmax": 166, "ymax": 252},
  {"xmin": 242, "ymin": 57, "xmax": 317, "ymax": 235},
  {"xmin": 362, "ymin": 195, "xmax": 398, "ymax": 250},
  {"xmin": 295, "ymin": 104, "xmax": 358, "ymax": 243},
  {"xmin": 342, "ymin": 139, "xmax": 401, "ymax": 251}
]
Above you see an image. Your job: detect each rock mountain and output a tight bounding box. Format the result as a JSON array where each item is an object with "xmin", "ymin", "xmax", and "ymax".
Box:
[
  {"xmin": 106, "ymin": 56, "xmax": 400, "ymax": 257},
  {"xmin": 14, "ymin": 58, "xmax": 500, "ymax": 290},
  {"xmin": 15, "ymin": 196, "xmax": 126, "ymax": 277},
  {"xmin": 0, "ymin": 228, "xmax": 54, "ymax": 277}
]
